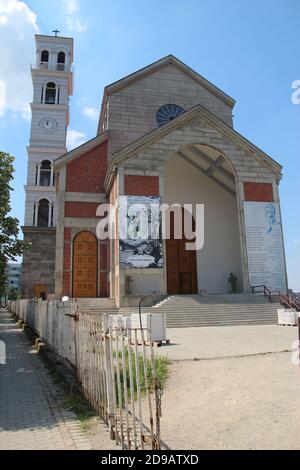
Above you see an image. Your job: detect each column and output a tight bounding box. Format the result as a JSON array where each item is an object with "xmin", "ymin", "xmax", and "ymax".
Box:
[
  {"xmin": 55, "ymin": 86, "xmax": 59, "ymax": 105},
  {"xmin": 50, "ymin": 163, "xmax": 54, "ymax": 187},
  {"xmin": 34, "ymin": 202, "xmax": 38, "ymax": 227},
  {"xmin": 48, "ymin": 202, "xmax": 53, "ymax": 227},
  {"xmin": 37, "ymin": 163, "xmax": 41, "ymax": 186}
]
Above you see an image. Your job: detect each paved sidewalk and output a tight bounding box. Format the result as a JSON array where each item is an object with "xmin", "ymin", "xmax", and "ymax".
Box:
[{"xmin": 0, "ymin": 309, "xmax": 92, "ymax": 450}]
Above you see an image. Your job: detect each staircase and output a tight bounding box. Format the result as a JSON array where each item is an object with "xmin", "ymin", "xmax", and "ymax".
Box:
[
  {"xmin": 150, "ymin": 294, "xmax": 281, "ymax": 328},
  {"xmin": 74, "ymin": 294, "xmax": 281, "ymax": 328}
]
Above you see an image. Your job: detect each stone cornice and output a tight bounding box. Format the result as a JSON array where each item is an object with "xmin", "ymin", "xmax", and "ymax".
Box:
[
  {"xmin": 30, "ymin": 103, "xmax": 69, "ymax": 111},
  {"xmin": 27, "ymin": 146, "xmax": 66, "ymax": 155},
  {"xmin": 22, "ymin": 226, "xmax": 56, "ymax": 234}
]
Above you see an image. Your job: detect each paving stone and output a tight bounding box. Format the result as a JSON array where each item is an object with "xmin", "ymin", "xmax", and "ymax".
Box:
[{"xmin": 0, "ymin": 309, "xmax": 92, "ymax": 450}]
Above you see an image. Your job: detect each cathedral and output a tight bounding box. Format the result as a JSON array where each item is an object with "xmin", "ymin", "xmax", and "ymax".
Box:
[{"xmin": 21, "ymin": 33, "xmax": 288, "ymax": 307}]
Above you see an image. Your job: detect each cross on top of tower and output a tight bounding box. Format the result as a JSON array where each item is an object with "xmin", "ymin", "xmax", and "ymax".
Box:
[{"xmin": 52, "ymin": 29, "xmax": 60, "ymax": 37}]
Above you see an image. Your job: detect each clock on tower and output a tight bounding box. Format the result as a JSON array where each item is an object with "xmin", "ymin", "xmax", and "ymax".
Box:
[{"xmin": 22, "ymin": 32, "xmax": 74, "ymax": 298}]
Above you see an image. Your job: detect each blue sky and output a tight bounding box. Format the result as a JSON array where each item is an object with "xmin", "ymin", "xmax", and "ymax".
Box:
[{"xmin": 0, "ymin": 0, "xmax": 299, "ymax": 290}]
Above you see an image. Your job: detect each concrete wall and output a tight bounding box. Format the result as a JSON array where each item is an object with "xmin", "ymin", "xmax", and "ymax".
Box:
[
  {"xmin": 164, "ymin": 153, "xmax": 243, "ymax": 293},
  {"xmin": 107, "ymin": 63, "xmax": 233, "ymax": 157}
]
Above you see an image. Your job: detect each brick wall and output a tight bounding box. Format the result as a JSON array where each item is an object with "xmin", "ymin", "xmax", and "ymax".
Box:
[
  {"xmin": 66, "ymin": 140, "xmax": 108, "ymax": 193},
  {"xmin": 244, "ymin": 182, "xmax": 274, "ymax": 202},
  {"xmin": 124, "ymin": 175, "xmax": 159, "ymax": 196},
  {"xmin": 65, "ymin": 202, "xmax": 100, "ymax": 218}
]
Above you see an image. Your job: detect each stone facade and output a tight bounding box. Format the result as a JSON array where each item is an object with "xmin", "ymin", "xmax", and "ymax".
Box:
[
  {"xmin": 22, "ymin": 51, "xmax": 287, "ymax": 303},
  {"xmin": 22, "ymin": 228, "xmax": 56, "ymax": 298}
]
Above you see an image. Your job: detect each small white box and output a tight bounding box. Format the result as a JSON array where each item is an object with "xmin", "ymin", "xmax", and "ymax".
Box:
[
  {"xmin": 277, "ymin": 309, "xmax": 297, "ymax": 326},
  {"xmin": 130, "ymin": 313, "xmax": 167, "ymax": 342},
  {"xmin": 108, "ymin": 314, "xmax": 131, "ymax": 330}
]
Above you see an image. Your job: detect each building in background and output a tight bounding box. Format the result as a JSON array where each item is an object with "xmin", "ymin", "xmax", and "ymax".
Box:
[
  {"xmin": 21, "ymin": 33, "xmax": 288, "ymax": 305},
  {"xmin": 7, "ymin": 263, "xmax": 22, "ymax": 289},
  {"xmin": 1, "ymin": 264, "xmax": 23, "ymax": 304},
  {"xmin": 21, "ymin": 34, "xmax": 73, "ymax": 298}
]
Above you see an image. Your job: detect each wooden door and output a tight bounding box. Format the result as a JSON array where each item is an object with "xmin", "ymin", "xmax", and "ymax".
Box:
[
  {"xmin": 73, "ymin": 231, "xmax": 97, "ymax": 298},
  {"xmin": 34, "ymin": 284, "xmax": 47, "ymax": 299},
  {"xmin": 166, "ymin": 211, "xmax": 198, "ymax": 295}
]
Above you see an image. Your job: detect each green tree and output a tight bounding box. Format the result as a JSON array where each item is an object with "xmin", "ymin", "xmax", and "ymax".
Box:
[
  {"xmin": 0, "ymin": 152, "xmax": 28, "ymax": 298},
  {"xmin": 7, "ymin": 286, "xmax": 20, "ymax": 301}
]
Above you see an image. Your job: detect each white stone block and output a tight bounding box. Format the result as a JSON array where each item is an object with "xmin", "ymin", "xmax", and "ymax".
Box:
[{"xmin": 277, "ymin": 309, "xmax": 297, "ymax": 326}]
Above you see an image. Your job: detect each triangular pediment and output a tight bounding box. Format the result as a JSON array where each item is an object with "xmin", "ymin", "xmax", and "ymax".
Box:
[
  {"xmin": 104, "ymin": 55, "xmax": 235, "ymax": 107},
  {"xmin": 104, "ymin": 104, "xmax": 282, "ymax": 192}
]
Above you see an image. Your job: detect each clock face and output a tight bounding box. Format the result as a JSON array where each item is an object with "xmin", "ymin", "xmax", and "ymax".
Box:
[
  {"xmin": 39, "ymin": 118, "xmax": 58, "ymax": 135},
  {"xmin": 156, "ymin": 104, "xmax": 185, "ymax": 126}
]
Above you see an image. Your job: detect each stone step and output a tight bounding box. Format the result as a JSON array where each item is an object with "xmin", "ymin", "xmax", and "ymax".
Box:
[
  {"xmin": 153, "ymin": 298, "xmax": 268, "ymax": 304},
  {"xmin": 74, "ymin": 294, "xmax": 281, "ymax": 327},
  {"xmin": 166, "ymin": 321, "xmax": 277, "ymax": 326},
  {"xmin": 75, "ymin": 298, "xmax": 117, "ymax": 312},
  {"xmin": 152, "ymin": 294, "xmax": 280, "ymax": 327}
]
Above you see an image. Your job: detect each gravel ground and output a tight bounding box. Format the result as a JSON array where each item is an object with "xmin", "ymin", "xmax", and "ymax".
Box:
[
  {"xmin": 160, "ymin": 351, "xmax": 300, "ymax": 450},
  {"xmin": 159, "ymin": 325, "xmax": 297, "ymax": 360}
]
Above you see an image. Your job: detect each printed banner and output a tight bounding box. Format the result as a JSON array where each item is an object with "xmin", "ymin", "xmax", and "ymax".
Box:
[
  {"xmin": 244, "ymin": 201, "xmax": 287, "ymax": 292},
  {"xmin": 118, "ymin": 196, "xmax": 163, "ymax": 269}
]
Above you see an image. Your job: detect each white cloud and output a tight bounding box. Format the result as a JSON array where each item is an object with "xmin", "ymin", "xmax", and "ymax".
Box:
[
  {"xmin": 0, "ymin": 80, "xmax": 5, "ymax": 116},
  {"xmin": 0, "ymin": 0, "xmax": 39, "ymax": 119},
  {"xmin": 82, "ymin": 106, "xmax": 98, "ymax": 121},
  {"xmin": 61, "ymin": 0, "xmax": 88, "ymax": 33},
  {"xmin": 67, "ymin": 129, "xmax": 86, "ymax": 150}
]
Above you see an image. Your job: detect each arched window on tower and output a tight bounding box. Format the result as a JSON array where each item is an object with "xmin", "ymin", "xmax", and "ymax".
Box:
[
  {"xmin": 40, "ymin": 50, "xmax": 49, "ymax": 69},
  {"xmin": 44, "ymin": 82, "xmax": 58, "ymax": 105},
  {"xmin": 35, "ymin": 160, "xmax": 54, "ymax": 186},
  {"xmin": 40, "ymin": 160, "xmax": 52, "ymax": 186},
  {"xmin": 34, "ymin": 199, "xmax": 53, "ymax": 228},
  {"xmin": 57, "ymin": 51, "xmax": 65, "ymax": 71}
]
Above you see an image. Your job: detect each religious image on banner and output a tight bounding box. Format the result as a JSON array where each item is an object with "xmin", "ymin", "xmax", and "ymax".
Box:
[
  {"xmin": 244, "ymin": 201, "xmax": 287, "ymax": 292},
  {"xmin": 118, "ymin": 196, "xmax": 163, "ymax": 269}
]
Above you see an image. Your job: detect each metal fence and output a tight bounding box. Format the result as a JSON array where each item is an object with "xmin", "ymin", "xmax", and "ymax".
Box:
[
  {"xmin": 76, "ymin": 311, "xmax": 162, "ymax": 450},
  {"xmin": 8, "ymin": 300, "xmax": 162, "ymax": 450}
]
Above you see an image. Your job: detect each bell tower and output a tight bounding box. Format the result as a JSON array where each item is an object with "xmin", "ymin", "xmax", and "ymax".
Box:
[{"xmin": 22, "ymin": 32, "xmax": 74, "ymax": 298}]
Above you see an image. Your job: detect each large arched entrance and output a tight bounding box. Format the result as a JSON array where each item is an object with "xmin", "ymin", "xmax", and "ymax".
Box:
[
  {"xmin": 73, "ymin": 231, "xmax": 97, "ymax": 298},
  {"xmin": 166, "ymin": 211, "xmax": 198, "ymax": 295},
  {"xmin": 164, "ymin": 144, "xmax": 243, "ymax": 294}
]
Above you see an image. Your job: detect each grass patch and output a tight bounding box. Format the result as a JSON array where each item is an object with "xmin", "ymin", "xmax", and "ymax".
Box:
[
  {"xmin": 39, "ymin": 351, "xmax": 96, "ymax": 431},
  {"xmin": 115, "ymin": 350, "xmax": 169, "ymax": 405},
  {"xmin": 64, "ymin": 394, "xmax": 96, "ymax": 432}
]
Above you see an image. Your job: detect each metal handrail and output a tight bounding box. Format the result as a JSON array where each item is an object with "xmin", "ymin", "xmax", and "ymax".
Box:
[
  {"xmin": 251, "ymin": 285, "xmax": 272, "ymax": 302},
  {"xmin": 280, "ymin": 294, "xmax": 293, "ymax": 309},
  {"xmin": 252, "ymin": 286, "xmax": 300, "ymax": 312},
  {"xmin": 251, "ymin": 285, "xmax": 285, "ymax": 304}
]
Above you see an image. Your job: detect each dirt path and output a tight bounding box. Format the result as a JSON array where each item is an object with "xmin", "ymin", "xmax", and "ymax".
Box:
[{"xmin": 160, "ymin": 351, "xmax": 300, "ymax": 450}]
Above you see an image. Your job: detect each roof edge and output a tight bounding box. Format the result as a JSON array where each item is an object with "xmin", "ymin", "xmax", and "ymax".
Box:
[
  {"xmin": 104, "ymin": 55, "xmax": 235, "ymax": 106},
  {"xmin": 54, "ymin": 131, "xmax": 108, "ymax": 169},
  {"xmin": 104, "ymin": 105, "xmax": 282, "ymax": 193}
]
